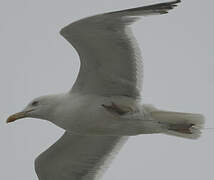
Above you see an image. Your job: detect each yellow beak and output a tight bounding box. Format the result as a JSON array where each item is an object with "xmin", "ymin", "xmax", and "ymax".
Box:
[{"xmin": 6, "ymin": 111, "xmax": 27, "ymax": 123}]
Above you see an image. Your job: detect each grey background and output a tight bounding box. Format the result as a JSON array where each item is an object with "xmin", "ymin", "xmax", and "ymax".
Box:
[{"xmin": 0, "ymin": 0, "xmax": 213, "ymax": 179}]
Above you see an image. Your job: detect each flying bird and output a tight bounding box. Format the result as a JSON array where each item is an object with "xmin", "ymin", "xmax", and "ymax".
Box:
[{"xmin": 7, "ymin": 0, "xmax": 205, "ymax": 179}]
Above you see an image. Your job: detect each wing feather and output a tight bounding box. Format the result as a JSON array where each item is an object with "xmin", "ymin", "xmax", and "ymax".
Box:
[
  {"xmin": 35, "ymin": 132, "xmax": 128, "ymax": 180},
  {"xmin": 60, "ymin": 0, "xmax": 180, "ymax": 98}
]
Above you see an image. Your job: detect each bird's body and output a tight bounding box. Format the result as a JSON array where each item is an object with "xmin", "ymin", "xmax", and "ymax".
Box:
[
  {"xmin": 7, "ymin": 1, "xmax": 205, "ymax": 179},
  {"xmin": 51, "ymin": 93, "xmax": 141, "ymax": 135},
  {"xmin": 41, "ymin": 93, "xmax": 162, "ymax": 136}
]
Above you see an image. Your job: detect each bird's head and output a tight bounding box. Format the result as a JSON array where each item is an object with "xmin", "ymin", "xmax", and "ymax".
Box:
[{"xmin": 7, "ymin": 94, "xmax": 59, "ymax": 123}]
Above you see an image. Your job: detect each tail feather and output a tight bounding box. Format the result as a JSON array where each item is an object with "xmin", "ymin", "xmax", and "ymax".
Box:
[
  {"xmin": 154, "ymin": 111, "xmax": 204, "ymax": 139},
  {"xmin": 143, "ymin": 105, "xmax": 205, "ymax": 139}
]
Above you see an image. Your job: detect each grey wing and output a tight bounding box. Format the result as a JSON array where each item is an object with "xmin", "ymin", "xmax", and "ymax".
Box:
[
  {"xmin": 60, "ymin": 0, "xmax": 180, "ymax": 98},
  {"xmin": 35, "ymin": 132, "xmax": 128, "ymax": 180}
]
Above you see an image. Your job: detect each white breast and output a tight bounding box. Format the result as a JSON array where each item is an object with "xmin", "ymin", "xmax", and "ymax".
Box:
[{"xmin": 51, "ymin": 93, "xmax": 140, "ymax": 135}]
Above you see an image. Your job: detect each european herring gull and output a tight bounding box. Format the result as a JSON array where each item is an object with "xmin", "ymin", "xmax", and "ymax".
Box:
[{"xmin": 7, "ymin": 0, "xmax": 205, "ymax": 179}]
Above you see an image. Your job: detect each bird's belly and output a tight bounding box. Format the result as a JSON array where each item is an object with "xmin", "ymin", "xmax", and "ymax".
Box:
[{"xmin": 52, "ymin": 94, "xmax": 147, "ymax": 136}]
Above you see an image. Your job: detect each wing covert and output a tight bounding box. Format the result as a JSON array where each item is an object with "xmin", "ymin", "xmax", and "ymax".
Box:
[
  {"xmin": 60, "ymin": 0, "xmax": 180, "ymax": 98},
  {"xmin": 35, "ymin": 132, "xmax": 128, "ymax": 180}
]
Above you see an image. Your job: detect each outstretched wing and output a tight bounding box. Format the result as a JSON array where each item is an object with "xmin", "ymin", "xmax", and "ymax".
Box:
[
  {"xmin": 60, "ymin": 0, "xmax": 180, "ymax": 98},
  {"xmin": 35, "ymin": 132, "xmax": 128, "ymax": 180}
]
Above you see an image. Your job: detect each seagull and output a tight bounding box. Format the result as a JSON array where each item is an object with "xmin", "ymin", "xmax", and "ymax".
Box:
[{"xmin": 7, "ymin": 0, "xmax": 205, "ymax": 179}]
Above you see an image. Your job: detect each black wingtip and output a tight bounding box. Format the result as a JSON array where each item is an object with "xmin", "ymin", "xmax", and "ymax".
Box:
[
  {"xmin": 173, "ymin": 0, "xmax": 181, "ymax": 6},
  {"xmin": 171, "ymin": 0, "xmax": 181, "ymax": 7},
  {"xmin": 156, "ymin": 0, "xmax": 181, "ymax": 14}
]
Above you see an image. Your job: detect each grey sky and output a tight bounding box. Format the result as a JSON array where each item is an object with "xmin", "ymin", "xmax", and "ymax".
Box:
[{"xmin": 1, "ymin": 0, "xmax": 213, "ymax": 179}]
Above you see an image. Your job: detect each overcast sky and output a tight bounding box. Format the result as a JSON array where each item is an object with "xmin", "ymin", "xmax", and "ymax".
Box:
[{"xmin": 1, "ymin": 0, "xmax": 214, "ymax": 179}]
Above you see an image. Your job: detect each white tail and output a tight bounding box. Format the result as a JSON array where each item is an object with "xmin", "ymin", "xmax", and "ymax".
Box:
[{"xmin": 143, "ymin": 105, "xmax": 205, "ymax": 139}]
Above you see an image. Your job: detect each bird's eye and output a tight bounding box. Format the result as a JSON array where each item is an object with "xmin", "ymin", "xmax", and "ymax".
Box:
[{"xmin": 32, "ymin": 101, "xmax": 39, "ymax": 106}]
